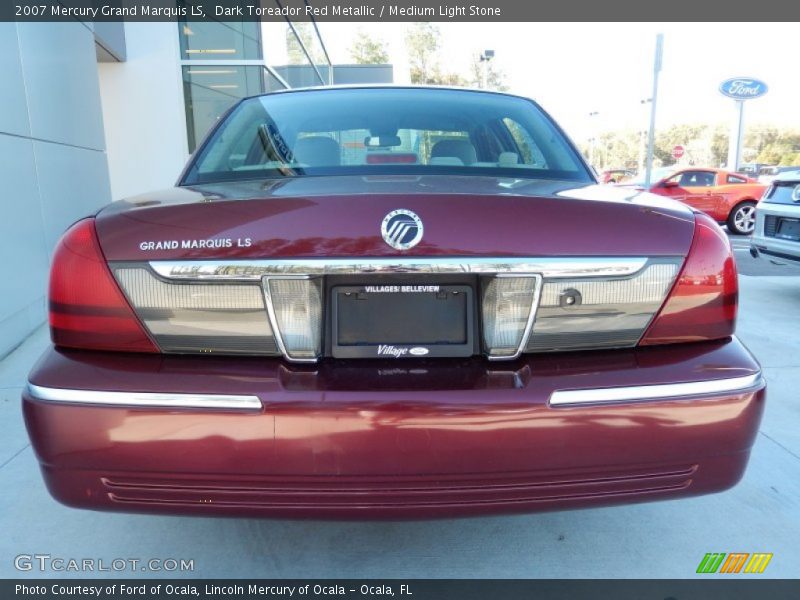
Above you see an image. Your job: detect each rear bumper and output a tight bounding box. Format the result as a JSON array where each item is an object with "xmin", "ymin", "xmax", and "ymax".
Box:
[
  {"xmin": 23, "ymin": 338, "xmax": 765, "ymax": 519},
  {"xmin": 751, "ymin": 203, "xmax": 800, "ymax": 266},
  {"xmin": 750, "ymin": 245, "xmax": 800, "ymax": 266}
]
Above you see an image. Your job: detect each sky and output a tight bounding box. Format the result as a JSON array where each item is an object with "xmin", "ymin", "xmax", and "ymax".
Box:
[{"xmin": 311, "ymin": 22, "xmax": 800, "ymax": 145}]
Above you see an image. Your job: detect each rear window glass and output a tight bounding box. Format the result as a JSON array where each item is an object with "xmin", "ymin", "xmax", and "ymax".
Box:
[
  {"xmin": 183, "ymin": 88, "xmax": 591, "ymax": 185},
  {"xmin": 763, "ymin": 180, "xmax": 800, "ymax": 205}
]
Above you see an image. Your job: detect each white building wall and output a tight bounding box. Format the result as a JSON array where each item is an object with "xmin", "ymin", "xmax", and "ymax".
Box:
[
  {"xmin": 0, "ymin": 22, "xmax": 111, "ymax": 358},
  {"xmin": 98, "ymin": 22, "xmax": 189, "ymax": 201}
]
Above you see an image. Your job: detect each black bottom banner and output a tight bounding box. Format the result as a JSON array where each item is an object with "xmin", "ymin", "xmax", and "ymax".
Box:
[{"xmin": 5, "ymin": 580, "xmax": 800, "ymax": 600}]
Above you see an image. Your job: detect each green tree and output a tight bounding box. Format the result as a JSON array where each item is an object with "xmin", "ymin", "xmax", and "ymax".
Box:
[
  {"xmin": 587, "ymin": 122, "xmax": 800, "ymax": 172},
  {"xmin": 709, "ymin": 126, "xmax": 729, "ymax": 167},
  {"xmin": 756, "ymin": 144, "xmax": 778, "ymax": 164},
  {"xmin": 745, "ymin": 126, "xmax": 780, "ymax": 154},
  {"xmin": 653, "ymin": 124, "xmax": 707, "ymax": 166},
  {"xmin": 405, "ymin": 23, "xmax": 440, "ymax": 84},
  {"xmin": 432, "ymin": 70, "xmax": 468, "ymax": 86},
  {"xmin": 579, "ymin": 130, "xmax": 641, "ymax": 169},
  {"xmin": 286, "ymin": 22, "xmax": 325, "ymax": 65},
  {"xmin": 349, "ymin": 29, "xmax": 389, "ymax": 64},
  {"xmin": 468, "ymin": 53, "xmax": 508, "ymax": 91},
  {"xmin": 403, "ymin": 23, "xmax": 466, "ymax": 85}
]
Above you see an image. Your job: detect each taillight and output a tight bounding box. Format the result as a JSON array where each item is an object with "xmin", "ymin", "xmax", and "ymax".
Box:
[
  {"xmin": 49, "ymin": 219, "xmax": 158, "ymax": 353},
  {"xmin": 482, "ymin": 275, "xmax": 540, "ymax": 359},
  {"xmin": 639, "ymin": 212, "xmax": 737, "ymax": 345}
]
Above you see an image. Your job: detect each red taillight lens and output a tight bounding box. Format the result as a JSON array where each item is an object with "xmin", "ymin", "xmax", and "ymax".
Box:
[
  {"xmin": 365, "ymin": 153, "xmax": 418, "ymax": 164},
  {"xmin": 640, "ymin": 212, "xmax": 737, "ymax": 346},
  {"xmin": 49, "ymin": 219, "xmax": 158, "ymax": 353}
]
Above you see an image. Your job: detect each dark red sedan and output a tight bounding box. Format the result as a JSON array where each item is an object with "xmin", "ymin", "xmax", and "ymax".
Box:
[{"xmin": 23, "ymin": 87, "xmax": 764, "ymax": 519}]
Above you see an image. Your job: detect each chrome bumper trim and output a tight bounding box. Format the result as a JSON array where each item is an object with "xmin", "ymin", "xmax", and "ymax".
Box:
[
  {"xmin": 26, "ymin": 384, "xmax": 262, "ymax": 411},
  {"xmin": 148, "ymin": 257, "xmax": 651, "ymax": 281},
  {"xmin": 550, "ymin": 373, "xmax": 764, "ymax": 406}
]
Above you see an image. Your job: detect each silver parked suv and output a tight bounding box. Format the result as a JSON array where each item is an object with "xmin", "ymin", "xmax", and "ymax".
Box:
[{"xmin": 751, "ymin": 170, "xmax": 800, "ymax": 267}]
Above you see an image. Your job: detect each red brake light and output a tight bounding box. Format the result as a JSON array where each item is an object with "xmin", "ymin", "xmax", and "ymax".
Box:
[
  {"xmin": 365, "ymin": 153, "xmax": 418, "ymax": 164},
  {"xmin": 49, "ymin": 219, "xmax": 158, "ymax": 353},
  {"xmin": 639, "ymin": 212, "xmax": 737, "ymax": 346}
]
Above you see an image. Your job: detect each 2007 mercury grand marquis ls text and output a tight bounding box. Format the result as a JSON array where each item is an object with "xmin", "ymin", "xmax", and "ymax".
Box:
[{"xmin": 23, "ymin": 87, "xmax": 765, "ymax": 519}]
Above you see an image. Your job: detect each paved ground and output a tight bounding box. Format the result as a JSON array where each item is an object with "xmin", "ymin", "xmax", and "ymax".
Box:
[
  {"xmin": 1, "ymin": 232, "xmax": 799, "ymax": 579},
  {"xmin": 728, "ymin": 231, "xmax": 798, "ymax": 277}
]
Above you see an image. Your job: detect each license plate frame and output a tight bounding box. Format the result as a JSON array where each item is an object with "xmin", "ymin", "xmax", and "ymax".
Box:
[{"xmin": 331, "ymin": 284, "xmax": 475, "ymax": 359}]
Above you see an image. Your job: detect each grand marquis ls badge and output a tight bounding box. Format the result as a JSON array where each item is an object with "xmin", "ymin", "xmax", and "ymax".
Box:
[{"xmin": 381, "ymin": 209, "xmax": 424, "ymax": 250}]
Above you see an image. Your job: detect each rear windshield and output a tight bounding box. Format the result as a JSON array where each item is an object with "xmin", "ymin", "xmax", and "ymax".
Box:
[
  {"xmin": 763, "ymin": 178, "xmax": 800, "ymax": 205},
  {"xmin": 182, "ymin": 88, "xmax": 592, "ymax": 185}
]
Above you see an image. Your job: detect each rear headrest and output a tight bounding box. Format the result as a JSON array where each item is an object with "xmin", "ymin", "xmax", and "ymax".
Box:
[
  {"xmin": 293, "ymin": 136, "xmax": 341, "ymax": 166},
  {"xmin": 431, "ymin": 139, "xmax": 477, "ymax": 165},
  {"xmin": 498, "ymin": 152, "xmax": 519, "ymax": 166}
]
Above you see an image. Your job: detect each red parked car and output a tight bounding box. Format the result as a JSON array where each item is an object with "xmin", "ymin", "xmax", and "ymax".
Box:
[
  {"xmin": 599, "ymin": 168, "xmax": 636, "ymax": 184},
  {"xmin": 24, "ymin": 87, "xmax": 764, "ymax": 519},
  {"xmin": 627, "ymin": 168, "xmax": 766, "ymax": 235}
]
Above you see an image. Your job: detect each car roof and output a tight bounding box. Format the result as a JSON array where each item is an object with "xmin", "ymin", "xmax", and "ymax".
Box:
[
  {"xmin": 672, "ymin": 167, "xmax": 755, "ymax": 177},
  {"xmin": 248, "ymin": 84, "xmax": 533, "ymax": 103},
  {"xmin": 669, "ymin": 167, "xmax": 725, "ymax": 174},
  {"xmin": 774, "ymin": 169, "xmax": 800, "ymax": 182}
]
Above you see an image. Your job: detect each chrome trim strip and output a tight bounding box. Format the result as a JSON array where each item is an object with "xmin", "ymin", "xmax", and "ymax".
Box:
[
  {"xmin": 486, "ymin": 273, "xmax": 543, "ymax": 361},
  {"xmin": 149, "ymin": 257, "xmax": 650, "ymax": 281},
  {"xmin": 26, "ymin": 384, "xmax": 262, "ymax": 411},
  {"xmin": 549, "ymin": 373, "xmax": 764, "ymax": 406}
]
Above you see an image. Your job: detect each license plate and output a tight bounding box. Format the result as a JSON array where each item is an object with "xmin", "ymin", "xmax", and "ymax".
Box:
[
  {"xmin": 776, "ymin": 218, "xmax": 800, "ymax": 241},
  {"xmin": 331, "ymin": 284, "xmax": 475, "ymax": 359}
]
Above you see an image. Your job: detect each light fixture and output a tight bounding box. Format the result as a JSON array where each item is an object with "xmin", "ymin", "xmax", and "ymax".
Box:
[
  {"xmin": 263, "ymin": 277, "xmax": 323, "ymax": 362},
  {"xmin": 482, "ymin": 275, "xmax": 541, "ymax": 359}
]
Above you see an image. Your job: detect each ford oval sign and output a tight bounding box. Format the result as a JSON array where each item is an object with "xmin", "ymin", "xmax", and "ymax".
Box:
[{"xmin": 719, "ymin": 77, "xmax": 768, "ymax": 100}]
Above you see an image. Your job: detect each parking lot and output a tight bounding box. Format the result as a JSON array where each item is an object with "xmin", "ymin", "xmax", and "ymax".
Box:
[{"xmin": 1, "ymin": 232, "xmax": 798, "ymax": 579}]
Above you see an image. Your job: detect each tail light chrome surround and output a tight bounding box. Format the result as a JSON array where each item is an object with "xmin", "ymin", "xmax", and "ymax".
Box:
[
  {"xmin": 262, "ymin": 276, "xmax": 323, "ymax": 362},
  {"xmin": 106, "ymin": 257, "xmax": 682, "ymax": 363},
  {"xmin": 482, "ymin": 274, "xmax": 542, "ymax": 360}
]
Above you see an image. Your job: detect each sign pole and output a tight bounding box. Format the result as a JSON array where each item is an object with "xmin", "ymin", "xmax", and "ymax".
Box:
[
  {"xmin": 718, "ymin": 78, "xmax": 768, "ymax": 172},
  {"xmin": 644, "ymin": 34, "xmax": 663, "ymax": 192},
  {"xmin": 727, "ymin": 100, "xmax": 745, "ymax": 172}
]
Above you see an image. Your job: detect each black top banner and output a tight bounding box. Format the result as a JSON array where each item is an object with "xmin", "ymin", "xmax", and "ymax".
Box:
[{"xmin": 4, "ymin": 0, "xmax": 800, "ymax": 22}]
